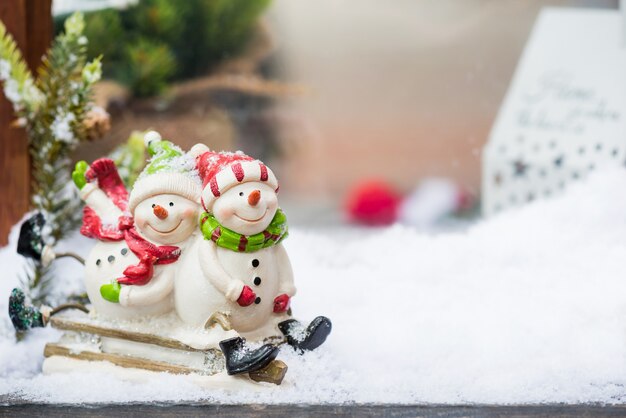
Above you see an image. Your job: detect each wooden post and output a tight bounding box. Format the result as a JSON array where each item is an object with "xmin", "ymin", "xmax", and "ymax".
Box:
[{"xmin": 0, "ymin": 0, "xmax": 52, "ymax": 246}]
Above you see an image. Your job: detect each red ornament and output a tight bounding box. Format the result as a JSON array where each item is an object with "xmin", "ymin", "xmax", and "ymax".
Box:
[{"xmin": 345, "ymin": 179, "xmax": 401, "ymax": 226}]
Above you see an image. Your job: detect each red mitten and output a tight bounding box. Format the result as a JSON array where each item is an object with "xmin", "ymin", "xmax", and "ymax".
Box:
[
  {"xmin": 237, "ymin": 286, "xmax": 256, "ymax": 307},
  {"xmin": 273, "ymin": 294, "xmax": 290, "ymax": 313},
  {"xmin": 85, "ymin": 158, "xmax": 129, "ymax": 211}
]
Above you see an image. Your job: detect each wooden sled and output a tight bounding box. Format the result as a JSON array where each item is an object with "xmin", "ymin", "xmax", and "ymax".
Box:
[{"xmin": 42, "ymin": 312, "xmax": 288, "ymax": 387}]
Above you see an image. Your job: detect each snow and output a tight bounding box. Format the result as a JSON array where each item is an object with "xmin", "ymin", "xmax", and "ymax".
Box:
[
  {"xmin": 4, "ymin": 168, "xmax": 626, "ymax": 404},
  {"xmin": 52, "ymin": 0, "xmax": 138, "ymax": 16},
  {"xmin": 50, "ymin": 112, "xmax": 76, "ymax": 144},
  {"xmin": 0, "ymin": 59, "xmax": 10, "ymax": 80},
  {"xmin": 137, "ymin": 138, "xmax": 200, "ymax": 184},
  {"xmin": 3, "ymin": 79, "xmax": 21, "ymax": 106}
]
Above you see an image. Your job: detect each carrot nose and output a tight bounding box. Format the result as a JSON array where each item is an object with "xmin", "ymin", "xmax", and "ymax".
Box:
[
  {"xmin": 153, "ymin": 205, "xmax": 168, "ymax": 219},
  {"xmin": 248, "ymin": 190, "xmax": 261, "ymax": 206}
]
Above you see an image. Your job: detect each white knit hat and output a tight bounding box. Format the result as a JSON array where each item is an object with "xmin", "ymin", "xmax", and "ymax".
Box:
[{"xmin": 128, "ymin": 131, "xmax": 201, "ymax": 213}]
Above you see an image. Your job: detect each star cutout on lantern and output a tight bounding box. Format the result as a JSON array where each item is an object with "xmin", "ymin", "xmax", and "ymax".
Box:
[
  {"xmin": 512, "ymin": 160, "xmax": 528, "ymax": 177},
  {"xmin": 554, "ymin": 155, "xmax": 564, "ymax": 168}
]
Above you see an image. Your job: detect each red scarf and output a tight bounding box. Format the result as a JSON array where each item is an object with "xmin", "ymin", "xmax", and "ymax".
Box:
[
  {"xmin": 81, "ymin": 211, "xmax": 181, "ymax": 286},
  {"xmin": 80, "ymin": 159, "xmax": 181, "ymax": 286}
]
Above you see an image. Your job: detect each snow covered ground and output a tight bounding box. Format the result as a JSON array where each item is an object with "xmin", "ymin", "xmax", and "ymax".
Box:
[{"xmin": 3, "ymin": 168, "xmax": 626, "ymax": 404}]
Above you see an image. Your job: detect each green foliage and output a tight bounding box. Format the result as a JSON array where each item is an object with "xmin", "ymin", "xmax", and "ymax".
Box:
[
  {"xmin": 55, "ymin": 0, "xmax": 271, "ymax": 97},
  {"xmin": 0, "ymin": 12, "xmax": 101, "ymax": 304},
  {"xmin": 0, "ymin": 21, "xmax": 42, "ymax": 114},
  {"xmin": 130, "ymin": 0, "xmax": 182, "ymax": 44},
  {"xmin": 20, "ymin": 260, "xmax": 54, "ymax": 307},
  {"xmin": 123, "ymin": 38, "xmax": 176, "ymax": 97},
  {"xmin": 108, "ymin": 131, "xmax": 147, "ymax": 187},
  {"xmin": 83, "ymin": 9, "xmax": 124, "ymax": 73},
  {"xmin": 160, "ymin": 0, "xmax": 272, "ymax": 78},
  {"xmin": 30, "ymin": 13, "xmax": 101, "ymax": 243}
]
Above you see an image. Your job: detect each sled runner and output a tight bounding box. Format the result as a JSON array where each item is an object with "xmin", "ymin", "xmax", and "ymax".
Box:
[{"xmin": 42, "ymin": 311, "xmax": 289, "ymax": 386}]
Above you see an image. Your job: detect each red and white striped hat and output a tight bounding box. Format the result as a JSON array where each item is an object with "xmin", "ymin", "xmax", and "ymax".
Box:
[{"xmin": 194, "ymin": 146, "xmax": 279, "ymax": 212}]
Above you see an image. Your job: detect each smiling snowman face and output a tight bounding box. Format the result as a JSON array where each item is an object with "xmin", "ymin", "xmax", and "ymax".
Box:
[
  {"xmin": 134, "ymin": 194, "xmax": 200, "ymax": 245},
  {"xmin": 213, "ymin": 182, "xmax": 278, "ymax": 235}
]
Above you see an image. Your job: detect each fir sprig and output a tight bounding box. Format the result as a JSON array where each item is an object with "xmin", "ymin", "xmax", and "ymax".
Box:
[
  {"xmin": 0, "ymin": 12, "xmax": 102, "ymax": 304},
  {"xmin": 0, "ymin": 21, "xmax": 43, "ymax": 114}
]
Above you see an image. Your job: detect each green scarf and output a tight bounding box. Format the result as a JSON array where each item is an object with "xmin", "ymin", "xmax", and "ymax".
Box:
[{"xmin": 200, "ymin": 209, "xmax": 288, "ymax": 253}]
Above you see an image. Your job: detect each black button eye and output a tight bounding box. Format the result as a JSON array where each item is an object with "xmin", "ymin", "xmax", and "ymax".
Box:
[
  {"xmin": 151, "ymin": 204, "xmax": 155, "ymax": 208},
  {"xmin": 169, "ymin": 202, "xmax": 174, "ymax": 207},
  {"xmin": 239, "ymin": 192, "xmax": 244, "ymax": 196}
]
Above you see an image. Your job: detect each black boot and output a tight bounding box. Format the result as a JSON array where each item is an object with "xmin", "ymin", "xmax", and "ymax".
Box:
[
  {"xmin": 278, "ymin": 316, "xmax": 332, "ymax": 353},
  {"xmin": 17, "ymin": 213, "xmax": 46, "ymax": 262},
  {"xmin": 219, "ymin": 337, "xmax": 279, "ymax": 375},
  {"xmin": 9, "ymin": 288, "xmax": 45, "ymax": 332}
]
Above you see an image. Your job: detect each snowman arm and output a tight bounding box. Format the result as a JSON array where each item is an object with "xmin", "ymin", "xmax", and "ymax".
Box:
[
  {"xmin": 198, "ymin": 241, "xmax": 245, "ymax": 302},
  {"xmin": 80, "ymin": 182, "xmax": 123, "ymax": 219},
  {"xmin": 119, "ymin": 268, "xmax": 174, "ymax": 307},
  {"xmin": 275, "ymin": 243, "xmax": 297, "ymax": 297}
]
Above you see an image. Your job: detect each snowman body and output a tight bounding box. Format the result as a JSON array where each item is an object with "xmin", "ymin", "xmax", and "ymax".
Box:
[
  {"xmin": 79, "ymin": 184, "xmax": 200, "ymax": 320},
  {"xmin": 174, "ymin": 178, "xmax": 295, "ymax": 341},
  {"xmin": 175, "ymin": 237, "xmax": 287, "ymax": 339},
  {"xmin": 84, "ymin": 241, "xmax": 174, "ymax": 319}
]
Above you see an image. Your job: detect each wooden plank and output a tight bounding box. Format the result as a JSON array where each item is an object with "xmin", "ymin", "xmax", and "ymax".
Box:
[
  {"xmin": 0, "ymin": 1, "xmax": 30, "ymax": 247},
  {"xmin": 24, "ymin": 0, "xmax": 52, "ymax": 74},
  {"xmin": 43, "ymin": 343, "xmax": 208, "ymax": 375},
  {"xmin": 0, "ymin": 0, "xmax": 52, "ymax": 246},
  {"xmin": 4, "ymin": 404, "xmax": 626, "ymax": 417},
  {"xmin": 50, "ymin": 316, "xmax": 207, "ymax": 352}
]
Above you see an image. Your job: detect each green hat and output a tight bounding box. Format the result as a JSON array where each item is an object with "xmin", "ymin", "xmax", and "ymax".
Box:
[{"xmin": 128, "ymin": 131, "xmax": 201, "ymax": 213}]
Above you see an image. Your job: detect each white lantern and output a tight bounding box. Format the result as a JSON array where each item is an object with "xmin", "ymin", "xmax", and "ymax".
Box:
[{"xmin": 482, "ymin": 8, "xmax": 626, "ymax": 216}]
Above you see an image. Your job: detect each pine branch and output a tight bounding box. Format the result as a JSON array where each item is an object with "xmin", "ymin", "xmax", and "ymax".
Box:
[
  {"xmin": 26, "ymin": 12, "xmax": 102, "ymax": 245},
  {"xmin": 19, "ymin": 259, "xmax": 54, "ymax": 307},
  {"xmin": 0, "ymin": 21, "xmax": 43, "ymax": 114},
  {"xmin": 1, "ymin": 12, "xmax": 103, "ymax": 305}
]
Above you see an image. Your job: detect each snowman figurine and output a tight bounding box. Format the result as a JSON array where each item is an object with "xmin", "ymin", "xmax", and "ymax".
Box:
[
  {"xmin": 74, "ymin": 131, "xmax": 202, "ymax": 319},
  {"xmin": 175, "ymin": 146, "xmax": 331, "ymax": 374}
]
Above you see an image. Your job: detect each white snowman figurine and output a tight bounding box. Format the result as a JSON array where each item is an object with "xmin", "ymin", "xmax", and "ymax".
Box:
[
  {"xmin": 175, "ymin": 146, "xmax": 331, "ymax": 371},
  {"xmin": 74, "ymin": 132, "xmax": 201, "ymax": 320}
]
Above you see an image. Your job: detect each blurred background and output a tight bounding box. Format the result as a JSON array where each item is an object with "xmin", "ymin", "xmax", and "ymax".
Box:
[{"xmin": 54, "ymin": 0, "xmax": 619, "ymax": 226}]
